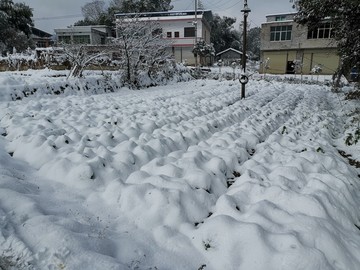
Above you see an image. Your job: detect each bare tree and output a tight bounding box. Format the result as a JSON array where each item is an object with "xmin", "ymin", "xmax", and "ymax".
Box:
[
  {"xmin": 81, "ymin": 0, "xmax": 106, "ymax": 23},
  {"xmin": 109, "ymin": 0, "xmax": 173, "ymax": 13},
  {"xmin": 61, "ymin": 43, "xmax": 110, "ymax": 78},
  {"xmin": 109, "ymin": 16, "xmax": 172, "ymax": 86}
]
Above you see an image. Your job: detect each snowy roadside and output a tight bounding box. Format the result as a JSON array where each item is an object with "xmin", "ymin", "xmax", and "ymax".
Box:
[{"xmin": 0, "ymin": 78, "xmax": 359, "ymax": 269}]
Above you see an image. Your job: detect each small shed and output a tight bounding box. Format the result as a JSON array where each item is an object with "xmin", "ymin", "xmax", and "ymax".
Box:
[{"xmin": 216, "ymin": 48, "xmax": 244, "ymax": 66}]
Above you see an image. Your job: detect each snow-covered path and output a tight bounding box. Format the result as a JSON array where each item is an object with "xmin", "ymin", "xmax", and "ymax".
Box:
[{"xmin": 0, "ymin": 79, "xmax": 359, "ymax": 270}]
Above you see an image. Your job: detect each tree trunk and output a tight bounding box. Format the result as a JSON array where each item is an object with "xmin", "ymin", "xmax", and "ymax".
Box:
[
  {"xmin": 125, "ymin": 49, "xmax": 131, "ymax": 83},
  {"xmin": 333, "ymin": 64, "xmax": 344, "ymax": 92},
  {"xmin": 356, "ymin": 64, "xmax": 360, "ymax": 90},
  {"xmin": 69, "ymin": 64, "xmax": 84, "ymax": 78}
]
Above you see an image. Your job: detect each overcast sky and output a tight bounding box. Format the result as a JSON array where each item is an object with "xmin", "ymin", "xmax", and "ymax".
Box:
[{"xmin": 14, "ymin": 0, "xmax": 295, "ymax": 34}]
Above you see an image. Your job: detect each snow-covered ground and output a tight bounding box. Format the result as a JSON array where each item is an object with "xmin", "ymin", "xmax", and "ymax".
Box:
[{"xmin": 0, "ymin": 76, "xmax": 359, "ymax": 269}]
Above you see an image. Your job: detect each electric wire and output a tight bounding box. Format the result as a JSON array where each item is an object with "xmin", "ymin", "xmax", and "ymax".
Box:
[{"xmin": 34, "ymin": 14, "xmax": 83, "ymax": 21}]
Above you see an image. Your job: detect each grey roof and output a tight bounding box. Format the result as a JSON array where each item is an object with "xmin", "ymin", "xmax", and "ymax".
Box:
[{"xmin": 216, "ymin": 48, "xmax": 243, "ymax": 56}]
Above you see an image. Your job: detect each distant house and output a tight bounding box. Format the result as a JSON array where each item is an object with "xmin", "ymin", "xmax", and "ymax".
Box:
[
  {"xmin": 31, "ymin": 27, "xmax": 53, "ymax": 48},
  {"xmin": 54, "ymin": 25, "xmax": 112, "ymax": 45},
  {"xmin": 115, "ymin": 10, "xmax": 213, "ymax": 66},
  {"xmin": 260, "ymin": 12, "xmax": 339, "ymax": 75},
  {"xmin": 216, "ymin": 48, "xmax": 245, "ymax": 66}
]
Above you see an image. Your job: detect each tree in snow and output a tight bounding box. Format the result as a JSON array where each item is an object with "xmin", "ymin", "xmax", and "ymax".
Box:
[
  {"xmin": 210, "ymin": 15, "xmax": 239, "ymax": 53},
  {"xmin": 192, "ymin": 40, "xmax": 215, "ymax": 66},
  {"xmin": 74, "ymin": 0, "xmax": 112, "ymax": 26},
  {"xmin": 109, "ymin": 16, "xmax": 172, "ymax": 87},
  {"xmin": 61, "ymin": 43, "xmax": 111, "ymax": 78},
  {"xmin": 294, "ymin": 0, "xmax": 360, "ymax": 87},
  {"xmin": 0, "ymin": 0, "xmax": 34, "ymax": 54},
  {"xmin": 247, "ymin": 27, "xmax": 261, "ymax": 60},
  {"xmin": 82, "ymin": 0, "xmax": 106, "ymax": 22},
  {"xmin": 210, "ymin": 14, "xmax": 260, "ymax": 60}
]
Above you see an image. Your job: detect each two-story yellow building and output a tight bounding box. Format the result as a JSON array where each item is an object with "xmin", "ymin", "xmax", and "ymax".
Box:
[{"xmin": 260, "ymin": 12, "xmax": 340, "ymax": 75}]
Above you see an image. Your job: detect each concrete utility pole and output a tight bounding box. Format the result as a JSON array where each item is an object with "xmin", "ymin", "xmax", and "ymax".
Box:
[
  {"xmin": 240, "ymin": 0, "xmax": 251, "ymax": 99},
  {"xmin": 194, "ymin": 0, "xmax": 198, "ymax": 67}
]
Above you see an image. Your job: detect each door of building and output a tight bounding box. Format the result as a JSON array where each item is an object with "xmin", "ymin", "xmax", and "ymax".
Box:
[{"xmin": 286, "ymin": 61, "xmax": 295, "ymax": 74}]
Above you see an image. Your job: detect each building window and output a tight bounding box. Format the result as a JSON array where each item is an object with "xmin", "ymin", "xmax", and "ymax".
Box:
[
  {"xmin": 307, "ymin": 23, "xmax": 333, "ymax": 39},
  {"xmin": 36, "ymin": 40, "xmax": 48, "ymax": 47},
  {"xmin": 270, "ymin": 25, "xmax": 292, "ymax": 41},
  {"xmin": 73, "ymin": 35, "xmax": 91, "ymax": 44},
  {"xmin": 167, "ymin": 32, "xmax": 172, "ymax": 38},
  {"xmin": 58, "ymin": 36, "xmax": 71, "ymax": 44},
  {"xmin": 184, "ymin": 27, "xmax": 195, "ymax": 37},
  {"xmin": 275, "ymin": 16, "xmax": 286, "ymax": 21},
  {"xmin": 174, "ymin": 31, "xmax": 179, "ymax": 38}
]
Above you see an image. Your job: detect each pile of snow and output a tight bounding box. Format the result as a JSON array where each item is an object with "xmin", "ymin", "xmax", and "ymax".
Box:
[{"xmin": 0, "ymin": 78, "xmax": 359, "ymax": 269}]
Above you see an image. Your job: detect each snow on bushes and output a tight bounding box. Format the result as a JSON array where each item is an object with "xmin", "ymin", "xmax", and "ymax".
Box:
[{"xmin": 0, "ymin": 65, "xmax": 192, "ymax": 101}]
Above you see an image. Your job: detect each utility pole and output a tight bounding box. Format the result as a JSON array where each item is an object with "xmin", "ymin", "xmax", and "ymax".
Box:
[
  {"xmin": 194, "ymin": 0, "xmax": 198, "ymax": 67},
  {"xmin": 240, "ymin": 0, "xmax": 251, "ymax": 99}
]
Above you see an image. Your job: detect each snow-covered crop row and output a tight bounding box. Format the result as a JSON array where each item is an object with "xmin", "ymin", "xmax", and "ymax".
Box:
[{"xmin": 0, "ymin": 79, "xmax": 359, "ymax": 269}]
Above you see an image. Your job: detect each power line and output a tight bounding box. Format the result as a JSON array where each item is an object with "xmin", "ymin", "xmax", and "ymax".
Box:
[
  {"xmin": 249, "ymin": 19, "xmax": 261, "ymax": 28},
  {"xmin": 204, "ymin": 0, "xmax": 231, "ymax": 10},
  {"xmin": 180, "ymin": 0, "xmax": 238, "ymax": 12},
  {"xmin": 222, "ymin": 1, "xmax": 241, "ymax": 11},
  {"xmin": 205, "ymin": 0, "xmax": 240, "ymax": 11},
  {"xmin": 34, "ymin": 14, "xmax": 83, "ymax": 21}
]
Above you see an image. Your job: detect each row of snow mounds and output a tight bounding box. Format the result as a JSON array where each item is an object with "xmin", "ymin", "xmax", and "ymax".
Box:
[
  {"xmin": 1, "ymin": 80, "xmax": 292, "ymax": 188},
  {"xmin": 113, "ymin": 83, "xmax": 307, "ymax": 231},
  {"xmin": 195, "ymin": 86, "xmax": 360, "ymax": 269},
  {"xmin": 1, "ymin": 80, "xmax": 259, "ymax": 186},
  {"xmin": 1, "ymin": 79, "xmax": 360, "ymax": 269}
]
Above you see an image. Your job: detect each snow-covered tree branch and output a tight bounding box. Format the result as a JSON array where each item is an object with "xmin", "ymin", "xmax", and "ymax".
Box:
[
  {"xmin": 192, "ymin": 40, "xmax": 215, "ymax": 66},
  {"xmin": 109, "ymin": 16, "xmax": 172, "ymax": 86},
  {"xmin": 61, "ymin": 43, "xmax": 111, "ymax": 78}
]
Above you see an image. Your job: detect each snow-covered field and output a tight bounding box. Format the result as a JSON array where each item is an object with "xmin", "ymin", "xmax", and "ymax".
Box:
[{"xmin": 0, "ymin": 77, "xmax": 359, "ymax": 269}]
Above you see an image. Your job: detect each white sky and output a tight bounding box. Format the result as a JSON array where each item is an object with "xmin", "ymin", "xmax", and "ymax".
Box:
[{"xmin": 14, "ymin": 0, "xmax": 295, "ymax": 34}]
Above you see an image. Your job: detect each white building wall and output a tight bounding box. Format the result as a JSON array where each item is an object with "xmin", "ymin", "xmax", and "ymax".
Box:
[{"xmin": 116, "ymin": 11, "xmax": 213, "ymax": 65}]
